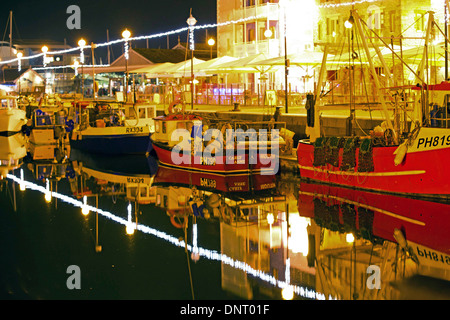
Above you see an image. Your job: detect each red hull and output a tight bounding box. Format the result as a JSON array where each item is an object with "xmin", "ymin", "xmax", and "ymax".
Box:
[
  {"xmin": 297, "ymin": 136, "xmax": 450, "ymax": 199},
  {"xmin": 152, "ymin": 142, "xmax": 277, "ymax": 175},
  {"xmin": 154, "ymin": 164, "xmax": 277, "ymax": 193},
  {"xmin": 298, "ymin": 182, "xmax": 450, "ymax": 255}
]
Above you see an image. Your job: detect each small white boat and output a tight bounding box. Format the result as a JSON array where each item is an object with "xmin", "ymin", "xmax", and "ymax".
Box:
[
  {"xmin": 0, "ymin": 91, "xmax": 27, "ymax": 135},
  {"xmin": 0, "ymin": 133, "xmax": 27, "ymax": 179}
]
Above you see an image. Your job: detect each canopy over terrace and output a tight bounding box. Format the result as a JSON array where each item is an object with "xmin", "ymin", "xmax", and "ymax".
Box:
[
  {"xmin": 207, "ymin": 53, "xmax": 275, "ymax": 74},
  {"xmin": 79, "ymin": 48, "xmax": 155, "ymax": 74}
]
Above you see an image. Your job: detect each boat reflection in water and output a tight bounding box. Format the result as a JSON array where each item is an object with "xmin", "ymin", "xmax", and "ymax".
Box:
[
  {"xmin": 5, "ymin": 142, "xmax": 449, "ymax": 300},
  {"xmin": 153, "ymin": 167, "xmax": 318, "ymax": 299},
  {"xmin": 298, "ymin": 182, "xmax": 450, "ymax": 299}
]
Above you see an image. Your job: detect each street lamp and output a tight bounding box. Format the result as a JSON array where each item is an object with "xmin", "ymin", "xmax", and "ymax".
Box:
[
  {"xmin": 122, "ymin": 29, "xmax": 131, "ymax": 102},
  {"xmin": 41, "ymin": 46, "xmax": 48, "ymax": 94},
  {"xmin": 78, "ymin": 38, "xmax": 86, "ymax": 99},
  {"xmin": 17, "ymin": 51, "xmax": 23, "ymax": 94},
  {"xmin": 207, "ymin": 38, "xmax": 215, "ymax": 60},
  {"xmin": 41, "ymin": 45, "xmax": 48, "ymax": 66},
  {"xmin": 16, "ymin": 51, "xmax": 23, "ymax": 72},
  {"xmin": 187, "ymin": 12, "xmax": 197, "ymax": 110}
]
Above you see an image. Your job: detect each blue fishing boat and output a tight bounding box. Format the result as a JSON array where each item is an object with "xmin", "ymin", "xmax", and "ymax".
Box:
[{"xmin": 70, "ymin": 100, "xmax": 155, "ymax": 155}]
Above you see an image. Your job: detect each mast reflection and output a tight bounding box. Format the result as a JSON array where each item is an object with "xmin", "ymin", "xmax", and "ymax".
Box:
[{"xmin": 298, "ymin": 182, "xmax": 450, "ymax": 300}]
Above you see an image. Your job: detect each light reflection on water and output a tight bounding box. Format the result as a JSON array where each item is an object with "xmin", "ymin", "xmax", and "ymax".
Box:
[
  {"xmin": 2, "ymin": 143, "xmax": 450, "ymax": 300},
  {"xmin": 5, "ymin": 169, "xmax": 327, "ymax": 300}
]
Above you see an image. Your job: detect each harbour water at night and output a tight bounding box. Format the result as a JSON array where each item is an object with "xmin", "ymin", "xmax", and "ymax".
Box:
[
  {"xmin": 1, "ymin": 135, "xmax": 450, "ymax": 301},
  {"xmin": 1, "ymin": 0, "xmax": 450, "ymax": 309}
]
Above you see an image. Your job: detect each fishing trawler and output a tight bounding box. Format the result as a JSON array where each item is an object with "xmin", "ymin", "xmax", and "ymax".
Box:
[
  {"xmin": 70, "ymin": 100, "xmax": 156, "ymax": 155},
  {"xmin": 150, "ymin": 109, "xmax": 284, "ymax": 175},
  {"xmin": 297, "ymin": 10, "xmax": 450, "ymax": 200},
  {"xmin": 0, "ymin": 91, "xmax": 27, "ymax": 136}
]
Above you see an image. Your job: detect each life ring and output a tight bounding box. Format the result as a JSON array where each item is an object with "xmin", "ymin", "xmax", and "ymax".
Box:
[
  {"xmin": 168, "ymin": 101, "xmax": 185, "ymax": 114},
  {"xmin": 168, "ymin": 210, "xmax": 188, "ymax": 229}
]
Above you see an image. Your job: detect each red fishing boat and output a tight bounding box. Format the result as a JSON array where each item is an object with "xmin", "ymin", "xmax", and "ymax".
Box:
[
  {"xmin": 151, "ymin": 111, "xmax": 282, "ymax": 175},
  {"xmin": 297, "ymin": 10, "xmax": 450, "ymax": 201}
]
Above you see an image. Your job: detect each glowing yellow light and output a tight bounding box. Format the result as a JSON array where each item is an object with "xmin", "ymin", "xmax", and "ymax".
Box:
[
  {"xmin": 82, "ymin": 195, "xmax": 89, "ymax": 215},
  {"xmin": 281, "ymin": 286, "xmax": 294, "ymax": 300},
  {"xmin": 82, "ymin": 206, "xmax": 90, "ymax": 216},
  {"xmin": 288, "ymin": 215, "xmax": 310, "ymax": 255},
  {"xmin": 78, "ymin": 38, "xmax": 86, "ymax": 47},
  {"xmin": 122, "ymin": 29, "xmax": 131, "ymax": 39},
  {"xmin": 17, "ymin": 52, "xmax": 23, "ymax": 58},
  {"xmin": 19, "ymin": 183, "xmax": 26, "ymax": 191},
  {"xmin": 346, "ymin": 233, "xmax": 355, "ymax": 243},
  {"xmin": 45, "ymin": 192, "xmax": 52, "ymax": 203},
  {"xmin": 41, "ymin": 46, "xmax": 48, "ymax": 53},
  {"xmin": 264, "ymin": 29, "xmax": 273, "ymax": 38},
  {"xmin": 345, "ymin": 16, "xmax": 354, "ymax": 29},
  {"xmin": 207, "ymin": 38, "xmax": 215, "ymax": 46},
  {"xmin": 126, "ymin": 223, "xmax": 135, "ymax": 235},
  {"xmin": 267, "ymin": 213, "xmax": 274, "ymax": 225}
]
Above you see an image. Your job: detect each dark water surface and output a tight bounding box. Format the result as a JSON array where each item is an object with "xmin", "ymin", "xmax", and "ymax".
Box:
[{"xmin": 1, "ymin": 141, "xmax": 450, "ymax": 301}]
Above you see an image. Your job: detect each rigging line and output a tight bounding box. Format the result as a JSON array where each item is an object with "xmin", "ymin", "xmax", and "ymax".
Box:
[
  {"xmin": 355, "ymin": 21, "xmax": 374, "ymax": 130},
  {"xmin": 12, "ymin": 14, "xmax": 22, "ymax": 41},
  {"xmin": 1, "ymin": 14, "xmax": 9, "ymax": 44},
  {"xmin": 396, "ymin": 12, "xmax": 427, "ymax": 39},
  {"xmin": 184, "ymin": 213, "xmax": 195, "ymax": 300},
  {"xmin": 359, "ymin": 17, "xmax": 425, "ymax": 84}
]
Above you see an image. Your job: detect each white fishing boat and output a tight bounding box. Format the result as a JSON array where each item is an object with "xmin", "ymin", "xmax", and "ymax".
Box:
[
  {"xmin": 70, "ymin": 100, "xmax": 156, "ymax": 155},
  {"xmin": 0, "ymin": 133, "xmax": 27, "ymax": 179},
  {"xmin": 0, "ymin": 91, "xmax": 27, "ymax": 135}
]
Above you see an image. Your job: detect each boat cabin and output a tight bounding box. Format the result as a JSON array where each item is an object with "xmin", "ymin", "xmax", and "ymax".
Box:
[
  {"xmin": 422, "ymin": 82, "xmax": 450, "ymax": 128},
  {"xmin": 126, "ymin": 181, "xmax": 157, "ymax": 205},
  {"xmin": 153, "ymin": 115, "xmax": 200, "ymax": 147},
  {"xmin": 123, "ymin": 103, "xmax": 156, "ymax": 129},
  {"xmin": 0, "ymin": 94, "xmax": 18, "ymax": 109}
]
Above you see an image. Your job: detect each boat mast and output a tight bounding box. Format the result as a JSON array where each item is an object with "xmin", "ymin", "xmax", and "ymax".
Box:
[
  {"xmin": 446, "ymin": 1, "xmax": 449, "ymax": 80},
  {"xmin": 352, "ymin": 10, "xmax": 397, "ymax": 143},
  {"xmin": 9, "ymin": 11, "xmax": 12, "ymax": 58}
]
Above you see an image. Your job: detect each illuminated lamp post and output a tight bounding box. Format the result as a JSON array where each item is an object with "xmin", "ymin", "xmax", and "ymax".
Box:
[
  {"xmin": 207, "ymin": 38, "xmax": 215, "ymax": 60},
  {"xmin": 279, "ymin": 0, "xmax": 289, "ymax": 113},
  {"xmin": 187, "ymin": 12, "xmax": 197, "ymax": 111},
  {"xmin": 41, "ymin": 46, "xmax": 48, "ymax": 94},
  {"xmin": 78, "ymin": 38, "xmax": 86, "ymax": 99},
  {"xmin": 17, "ymin": 51, "xmax": 23, "ymax": 72},
  {"xmin": 17, "ymin": 51, "xmax": 23, "ymax": 94},
  {"xmin": 122, "ymin": 29, "xmax": 131, "ymax": 102}
]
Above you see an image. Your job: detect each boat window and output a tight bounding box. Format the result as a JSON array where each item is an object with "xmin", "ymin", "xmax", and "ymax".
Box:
[
  {"xmin": 1, "ymin": 99, "xmax": 8, "ymax": 108},
  {"xmin": 162, "ymin": 122, "xmax": 167, "ymax": 134},
  {"xmin": 140, "ymin": 187, "xmax": 147, "ymax": 197},
  {"xmin": 126, "ymin": 106, "xmax": 137, "ymax": 119},
  {"xmin": 128, "ymin": 187, "xmax": 137, "ymax": 197},
  {"xmin": 139, "ymin": 107, "xmax": 146, "ymax": 118},
  {"xmin": 155, "ymin": 121, "xmax": 160, "ymax": 133}
]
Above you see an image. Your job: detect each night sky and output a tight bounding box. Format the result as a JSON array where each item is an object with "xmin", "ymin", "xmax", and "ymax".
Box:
[{"xmin": 0, "ymin": 0, "xmax": 216, "ymax": 61}]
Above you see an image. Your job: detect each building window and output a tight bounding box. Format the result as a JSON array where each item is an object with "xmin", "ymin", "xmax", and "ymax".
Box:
[
  {"xmin": 247, "ymin": 22, "xmax": 256, "ymax": 42},
  {"xmin": 414, "ymin": 10, "xmax": 427, "ymax": 32}
]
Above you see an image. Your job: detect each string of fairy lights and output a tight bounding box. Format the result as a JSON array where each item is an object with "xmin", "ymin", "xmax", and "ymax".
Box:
[
  {"xmin": 0, "ymin": 14, "xmax": 267, "ymax": 70},
  {"xmin": 7, "ymin": 171, "xmax": 334, "ymax": 300}
]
